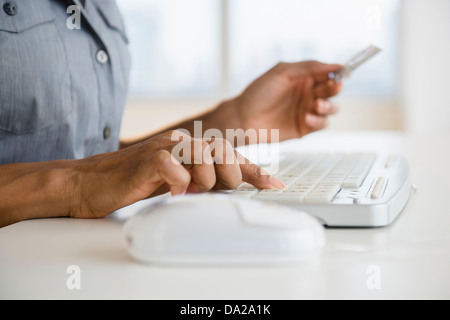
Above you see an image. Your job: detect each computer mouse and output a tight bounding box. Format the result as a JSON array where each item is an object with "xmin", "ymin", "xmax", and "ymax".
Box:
[{"xmin": 122, "ymin": 194, "xmax": 326, "ymax": 266}]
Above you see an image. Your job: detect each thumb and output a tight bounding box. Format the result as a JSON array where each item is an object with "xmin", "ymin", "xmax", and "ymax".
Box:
[{"xmin": 309, "ymin": 62, "xmax": 344, "ymax": 82}]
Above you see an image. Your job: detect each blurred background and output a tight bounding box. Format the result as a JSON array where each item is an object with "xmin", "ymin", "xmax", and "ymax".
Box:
[{"xmin": 116, "ymin": 0, "xmax": 450, "ymax": 140}]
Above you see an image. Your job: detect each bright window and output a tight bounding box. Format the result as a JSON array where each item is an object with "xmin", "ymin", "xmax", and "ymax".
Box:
[
  {"xmin": 116, "ymin": 0, "xmax": 221, "ymax": 98},
  {"xmin": 117, "ymin": 0, "xmax": 400, "ymax": 99}
]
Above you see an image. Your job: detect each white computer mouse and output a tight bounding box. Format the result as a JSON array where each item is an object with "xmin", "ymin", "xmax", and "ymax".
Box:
[{"xmin": 122, "ymin": 194, "xmax": 326, "ymax": 266}]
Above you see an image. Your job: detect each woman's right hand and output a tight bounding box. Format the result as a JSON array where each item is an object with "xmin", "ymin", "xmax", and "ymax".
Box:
[{"xmin": 70, "ymin": 130, "xmax": 285, "ymax": 219}]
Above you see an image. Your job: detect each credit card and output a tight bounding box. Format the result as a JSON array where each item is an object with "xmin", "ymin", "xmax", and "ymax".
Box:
[{"xmin": 328, "ymin": 45, "xmax": 382, "ymax": 82}]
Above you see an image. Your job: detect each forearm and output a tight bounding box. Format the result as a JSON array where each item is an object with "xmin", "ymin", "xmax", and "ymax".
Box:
[
  {"xmin": 119, "ymin": 98, "xmax": 243, "ymax": 149},
  {"xmin": 0, "ymin": 160, "xmax": 77, "ymax": 227}
]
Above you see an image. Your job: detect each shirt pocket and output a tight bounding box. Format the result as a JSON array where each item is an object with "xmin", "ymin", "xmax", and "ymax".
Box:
[{"xmin": 0, "ymin": 0, "xmax": 73, "ymax": 135}]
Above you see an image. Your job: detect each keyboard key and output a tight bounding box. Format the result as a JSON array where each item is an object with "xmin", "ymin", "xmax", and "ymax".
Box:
[
  {"xmin": 232, "ymin": 183, "xmax": 259, "ymax": 197},
  {"xmin": 231, "ymin": 153, "xmax": 378, "ymax": 205},
  {"xmin": 253, "ymin": 189, "xmax": 283, "ymax": 197},
  {"xmin": 258, "ymin": 189, "xmax": 285, "ymax": 194},
  {"xmin": 342, "ymin": 177, "xmax": 364, "ymax": 188},
  {"xmin": 288, "ymin": 186, "xmax": 313, "ymax": 191},
  {"xmin": 305, "ymin": 183, "xmax": 341, "ymax": 203},
  {"xmin": 278, "ymin": 190, "xmax": 310, "ymax": 202},
  {"xmin": 275, "ymin": 174, "xmax": 299, "ymax": 187}
]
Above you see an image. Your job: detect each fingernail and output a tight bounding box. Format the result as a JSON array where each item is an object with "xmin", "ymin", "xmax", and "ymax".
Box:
[
  {"xmin": 318, "ymin": 100, "xmax": 329, "ymax": 114},
  {"xmin": 305, "ymin": 113, "xmax": 316, "ymax": 126},
  {"xmin": 269, "ymin": 176, "xmax": 286, "ymax": 190}
]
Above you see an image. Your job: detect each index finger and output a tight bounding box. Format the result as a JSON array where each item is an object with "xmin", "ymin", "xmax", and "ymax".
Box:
[
  {"xmin": 283, "ymin": 61, "xmax": 343, "ymax": 82},
  {"xmin": 314, "ymin": 80, "xmax": 343, "ymax": 99},
  {"xmin": 234, "ymin": 151, "xmax": 285, "ymax": 190}
]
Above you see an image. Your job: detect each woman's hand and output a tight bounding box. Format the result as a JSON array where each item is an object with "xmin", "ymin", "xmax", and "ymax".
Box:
[
  {"xmin": 0, "ymin": 130, "xmax": 284, "ymax": 227},
  {"xmin": 70, "ymin": 130, "xmax": 284, "ymax": 219},
  {"xmin": 226, "ymin": 61, "xmax": 343, "ymax": 142}
]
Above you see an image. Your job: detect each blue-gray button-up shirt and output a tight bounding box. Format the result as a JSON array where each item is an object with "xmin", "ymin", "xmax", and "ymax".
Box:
[{"xmin": 0, "ymin": 0, "xmax": 131, "ymax": 164}]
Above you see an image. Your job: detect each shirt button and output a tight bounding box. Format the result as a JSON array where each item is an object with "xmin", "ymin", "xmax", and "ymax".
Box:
[
  {"xmin": 96, "ymin": 49, "xmax": 109, "ymax": 64},
  {"xmin": 103, "ymin": 126, "xmax": 111, "ymax": 140},
  {"xmin": 3, "ymin": 2, "xmax": 18, "ymax": 16}
]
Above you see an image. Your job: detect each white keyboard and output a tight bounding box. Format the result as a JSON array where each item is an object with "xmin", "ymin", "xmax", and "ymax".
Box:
[{"xmin": 226, "ymin": 153, "xmax": 412, "ymax": 227}]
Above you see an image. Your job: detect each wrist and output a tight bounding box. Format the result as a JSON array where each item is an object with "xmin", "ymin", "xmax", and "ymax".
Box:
[
  {"xmin": 209, "ymin": 96, "xmax": 244, "ymax": 132},
  {"xmin": 59, "ymin": 161, "xmax": 83, "ymax": 218},
  {"xmin": 0, "ymin": 160, "xmax": 79, "ymax": 227},
  {"xmin": 209, "ymin": 97, "xmax": 269, "ymax": 146},
  {"xmin": 32, "ymin": 162, "xmax": 79, "ymax": 220}
]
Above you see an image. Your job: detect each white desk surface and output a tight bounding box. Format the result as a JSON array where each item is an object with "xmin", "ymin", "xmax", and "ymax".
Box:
[{"xmin": 1, "ymin": 131, "xmax": 449, "ymax": 300}]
